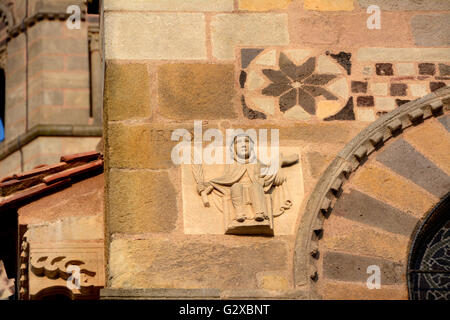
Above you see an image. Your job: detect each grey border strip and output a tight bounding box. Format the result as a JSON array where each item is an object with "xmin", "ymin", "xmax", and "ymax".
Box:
[
  {"xmin": 293, "ymin": 86, "xmax": 450, "ymax": 297},
  {"xmin": 0, "ymin": 124, "xmax": 102, "ymax": 161}
]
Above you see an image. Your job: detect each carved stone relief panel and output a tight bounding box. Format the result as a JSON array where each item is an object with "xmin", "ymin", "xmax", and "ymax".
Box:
[{"xmin": 182, "ymin": 146, "xmax": 304, "ymax": 236}]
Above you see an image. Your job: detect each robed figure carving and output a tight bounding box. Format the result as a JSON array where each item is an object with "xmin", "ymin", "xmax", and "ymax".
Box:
[{"xmin": 193, "ymin": 134, "xmax": 299, "ymax": 235}]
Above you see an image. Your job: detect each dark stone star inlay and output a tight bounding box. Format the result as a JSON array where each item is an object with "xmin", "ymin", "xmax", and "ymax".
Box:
[{"xmin": 261, "ymin": 53, "xmax": 338, "ymax": 114}]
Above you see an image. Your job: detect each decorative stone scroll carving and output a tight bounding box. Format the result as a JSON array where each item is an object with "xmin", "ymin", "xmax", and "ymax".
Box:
[
  {"xmin": 190, "ymin": 134, "xmax": 300, "ymax": 236},
  {"xmin": 28, "ymin": 241, "xmax": 104, "ymax": 299},
  {"xmin": 0, "ymin": 260, "xmax": 15, "ymax": 300}
]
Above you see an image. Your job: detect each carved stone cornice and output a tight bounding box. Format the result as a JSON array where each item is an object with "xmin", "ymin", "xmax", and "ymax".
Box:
[
  {"xmin": 293, "ymin": 86, "xmax": 450, "ymax": 297},
  {"xmin": 28, "ymin": 241, "xmax": 104, "ymax": 299},
  {"xmin": 6, "ymin": 10, "xmax": 87, "ymax": 42}
]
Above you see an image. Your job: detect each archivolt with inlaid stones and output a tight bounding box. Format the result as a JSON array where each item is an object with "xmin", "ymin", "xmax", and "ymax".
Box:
[{"xmin": 293, "ymin": 86, "xmax": 450, "ymax": 298}]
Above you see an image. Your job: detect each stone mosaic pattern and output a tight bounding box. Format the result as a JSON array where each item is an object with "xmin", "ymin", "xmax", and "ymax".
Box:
[
  {"xmin": 240, "ymin": 47, "xmax": 450, "ymax": 122},
  {"xmin": 352, "ymin": 61, "xmax": 450, "ymax": 120},
  {"xmin": 240, "ymin": 48, "xmax": 352, "ymax": 121}
]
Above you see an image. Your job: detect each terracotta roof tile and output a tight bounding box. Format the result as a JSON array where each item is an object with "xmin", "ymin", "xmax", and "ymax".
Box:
[
  {"xmin": 0, "ymin": 179, "xmax": 71, "ymax": 208},
  {"xmin": 60, "ymin": 151, "xmax": 100, "ymax": 163},
  {"xmin": 43, "ymin": 160, "xmax": 103, "ymax": 185},
  {"xmin": 13, "ymin": 162, "xmax": 68, "ymax": 180},
  {"xmin": 0, "ymin": 151, "xmax": 103, "ymax": 209}
]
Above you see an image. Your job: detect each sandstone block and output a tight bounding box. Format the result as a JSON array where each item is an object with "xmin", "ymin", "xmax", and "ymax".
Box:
[
  {"xmin": 108, "ymin": 169, "xmax": 178, "ymax": 234},
  {"xmin": 108, "ymin": 237, "xmax": 288, "ymax": 289},
  {"xmin": 358, "ymin": 0, "xmax": 450, "ymax": 11},
  {"xmin": 104, "ymin": 0, "xmax": 234, "ymax": 11},
  {"xmin": 211, "ymin": 14, "xmax": 289, "ymax": 60},
  {"xmin": 239, "ymin": 0, "xmax": 292, "ymax": 11},
  {"xmin": 304, "ymin": 0, "xmax": 354, "ymax": 11},
  {"xmin": 412, "ymin": 15, "xmax": 450, "ymax": 47},
  {"xmin": 358, "ymin": 48, "xmax": 450, "ymax": 62},
  {"xmin": 107, "ymin": 122, "xmax": 182, "ymax": 169},
  {"xmin": 104, "ymin": 12, "xmax": 206, "ymax": 60},
  {"xmin": 158, "ymin": 63, "xmax": 237, "ymax": 120},
  {"xmin": 105, "ymin": 62, "xmax": 150, "ymax": 121}
]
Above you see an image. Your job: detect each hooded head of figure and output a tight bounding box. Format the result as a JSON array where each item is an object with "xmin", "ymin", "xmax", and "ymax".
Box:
[{"xmin": 231, "ymin": 133, "xmax": 256, "ymax": 164}]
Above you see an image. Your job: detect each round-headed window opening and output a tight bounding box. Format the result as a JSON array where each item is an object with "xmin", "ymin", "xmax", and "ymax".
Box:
[{"xmin": 408, "ymin": 192, "xmax": 450, "ymax": 300}]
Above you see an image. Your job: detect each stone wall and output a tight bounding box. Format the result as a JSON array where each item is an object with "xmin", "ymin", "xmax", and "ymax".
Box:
[{"xmin": 103, "ymin": 0, "xmax": 450, "ymax": 298}]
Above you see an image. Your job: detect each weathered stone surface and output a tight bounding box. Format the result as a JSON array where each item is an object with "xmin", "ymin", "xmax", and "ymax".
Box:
[
  {"xmin": 277, "ymin": 122, "xmax": 367, "ymax": 144},
  {"xmin": 158, "ymin": 64, "xmax": 237, "ymax": 120},
  {"xmin": 64, "ymin": 90, "xmax": 90, "ymax": 108},
  {"xmin": 104, "ymin": 0, "xmax": 234, "ymax": 11},
  {"xmin": 403, "ymin": 120, "xmax": 450, "ymax": 176},
  {"xmin": 323, "ymin": 216, "xmax": 410, "ymax": 262},
  {"xmin": 376, "ymin": 139, "xmax": 450, "ymax": 198},
  {"xmin": 29, "ymin": 90, "xmax": 64, "ymax": 109},
  {"xmin": 375, "ymin": 63, "xmax": 393, "ymax": 76},
  {"xmin": 412, "ymin": 15, "xmax": 450, "ymax": 47},
  {"xmin": 109, "ymin": 237, "xmax": 288, "ymax": 289},
  {"xmin": 395, "ymin": 63, "xmax": 415, "ymax": 77},
  {"xmin": 351, "ymin": 81, "xmax": 367, "ymax": 94},
  {"xmin": 333, "ymin": 189, "xmax": 419, "ymax": 236},
  {"xmin": 29, "ymin": 106, "xmax": 90, "ymax": 127},
  {"xmin": 27, "ymin": 20, "xmax": 62, "ymax": 40},
  {"xmin": 104, "ymin": 12, "xmax": 206, "ymax": 60},
  {"xmin": 29, "ymin": 38, "xmax": 87, "ymax": 58},
  {"xmin": 430, "ymin": 82, "xmax": 447, "ymax": 92},
  {"xmin": 355, "ymin": 108, "xmax": 375, "ymax": 122},
  {"xmin": 101, "ymin": 288, "xmax": 220, "ymax": 299},
  {"xmin": 320, "ymin": 281, "xmax": 408, "ymax": 300},
  {"xmin": 390, "ymin": 84, "xmax": 407, "ymax": 97},
  {"xmin": 370, "ymin": 83, "xmax": 388, "ymax": 96},
  {"xmin": 108, "ymin": 169, "xmax": 177, "ymax": 234},
  {"xmin": 409, "ymin": 84, "xmax": 428, "ymax": 98},
  {"xmin": 375, "ymin": 97, "xmax": 396, "ymax": 111},
  {"xmin": 29, "ymin": 0, "xmax": 84, "ymax": 15},
  {"xmin": 26, "ymin": 215, "xmax": 103, "ymax": 242},
  {"xmin": 107, "ymin": 122, "xmax": 182, "ymax": 169},
  {"xmin": 65, "ymin": 56, "xmax": 90, "ymax": 71},
  {"xmin": 28, "ymin": 55, "xmax": 64, "ymax": 77},
  {"xmin": 418, "ymin": 63, "xmax": 436, "ymax": 76},
  {"xmin": 6, "ymin": 51, "xmax": 25, "ymax": 74},
  {"xmin": 211, "ymin": 14, "xmax": 289, "ymax": 60},
  {"xmin": 357, "ymin": 96, "xmax": 374, "ymax": 107},
  {"xmin": 439, "ymin": 114, "xmax": 450, "ymax": 132},
  {"xmin": 0, "ymin": 151, "xmax": 21, "ymax": 179},
  {"xmin": 305, "ymin": 151, "xmax": 335, "ymax": 179},
  {"xmin": 358, "ymin": 48, "xmax": 450, "ymax": 62},
  {"xmin": 352, "ymin": 164, "xmax": 437, "ymax": 217},
  {"xmin": 358, "ymin": 0, "xmax": 450, "ymax": 11},
  {"xmin": 29, "ymin": 72, "xmax": 90, "ymax": 91},
  {"xmin": 241, "ymin": 48, "xmax": 264, "ymax": 69},
  {"xmin": 304, "ymin": 0, "xmax": 354, "ymax": 11},
  {"xmin": 105, "ymin": 62, "xmax": 150, "ymax": 121},
  {"xmin": 239, "ymin": 0, "xmax": 292, "ymax": 11},
  {"xmin": 257, "ymin": 273, "xmax": 289, "ymax": 291},
  {"xmin": 323, "ymin": 252, "xmax": 405, "ymax": 285},
  {"xmin": 439, "ymin": 64, "xmax": 450, "ymax": 76}
]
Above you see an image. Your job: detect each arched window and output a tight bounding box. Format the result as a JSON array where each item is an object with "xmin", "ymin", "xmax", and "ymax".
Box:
[{"xmin": 408, "ymin": 193, "xmax": 450, "ymax": 300}]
